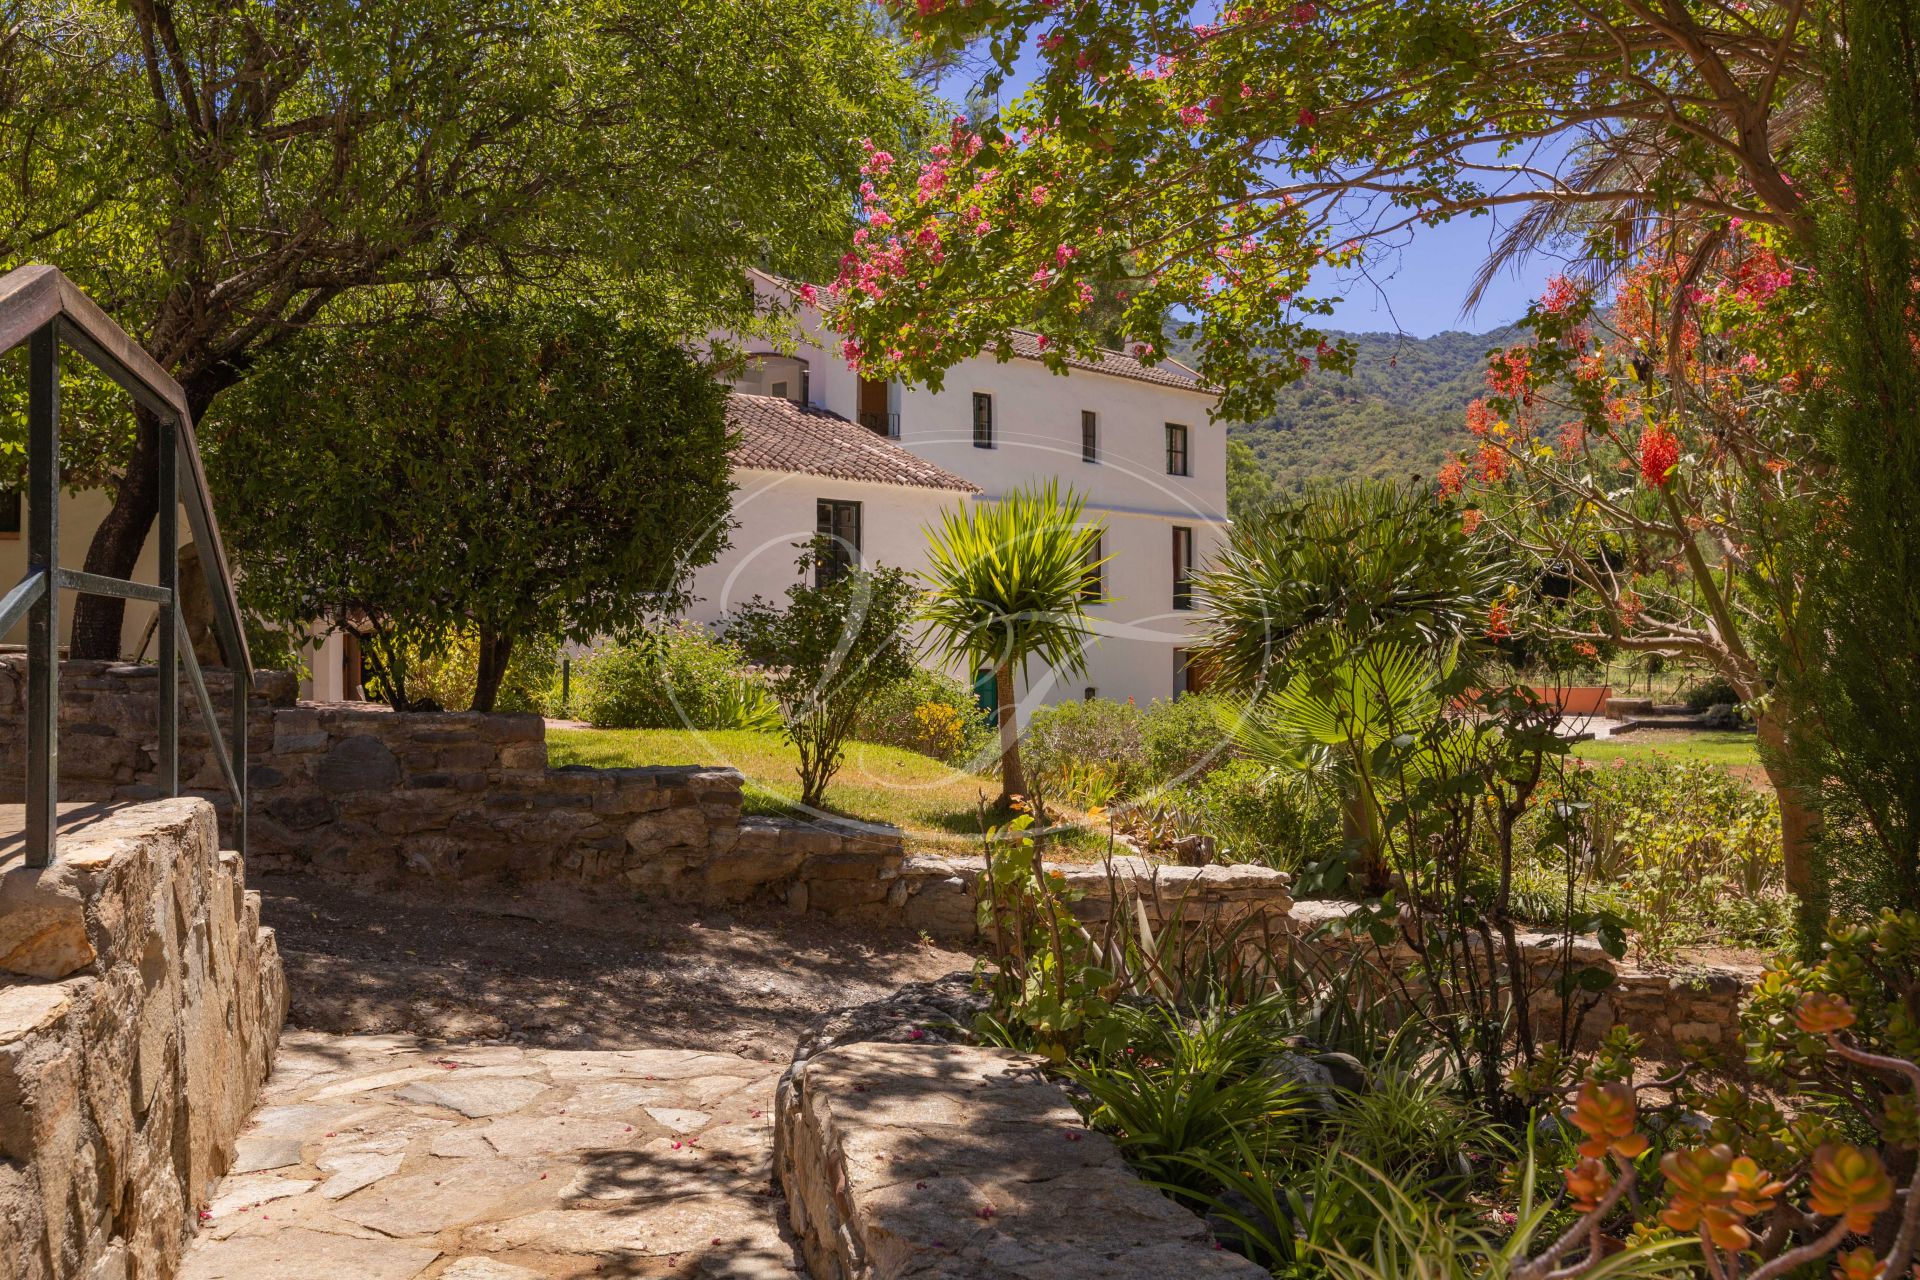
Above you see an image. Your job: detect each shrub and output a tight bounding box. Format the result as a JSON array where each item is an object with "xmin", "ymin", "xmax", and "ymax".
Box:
[
  {"xmin": 405, "ymin": 630, "xmax": 561, "ymax": 714},
  {"xmin": 1518, "ymin": 758, "xmax": 1787, "ymax": 959},
  {"xmin": 855, "ymin": 666, "xmax": 993, "ymax": 763},
  {"xmin": 726, "ymin": 556, "xmax": 919, "ymax": 807},
  {"xmin": 1024, "ymin": 697, "xmax": 1149, "ymax": 804},
  {"xmin": 576, "ymin": 624, "xmax": 766, "ymax": 730},
  {"xmin": 1141, "ymin": 693, "xmax": 1238, "ymax": 785},
  {"xmin": 1160, "ymin": 757, "xmax": 1342, "ymax": 873},
  {"xmin": 1681, "ymin": 671, "xmax": 1742, "ymax": 712}
]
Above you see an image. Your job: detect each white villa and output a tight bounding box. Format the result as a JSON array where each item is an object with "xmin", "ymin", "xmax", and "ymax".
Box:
[
  {"xmin": 5, "ymin": 273, "xmax": 1226, "ymax": 710},
  {"xmin": 694, "ymin": 271, "xmax": 1227, "ymax": 708}
]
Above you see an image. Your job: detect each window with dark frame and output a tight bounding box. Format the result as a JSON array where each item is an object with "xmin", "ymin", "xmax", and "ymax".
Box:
[
  {"xmin": 1171, "ymin": 525, "xmax": 1194, "ymax": 609},
  {"xmin": 815, "ymin": 499, "xmax": 862, "ymax": 585},
  {"xmin": 1165, "ymin": 422, "xmax": 1190, "ymax": 476},
  {"xmin": 1173, "ymin": 648, "xmax": 1192, "ymax": 697},
  {"xmin": 1081, "ymin": 532, "xmax": 1103, "ymax": 601},
  {"xmin": 0, "ymin": 488, "xmax": 19, "ymax": 538},
  {"xmin": 1081, "ymin": 410, "xmax": 1098, "ymax": 462},
  {"xmin": 972, "ymin": 393, "xmax": 994, "ymax": 448}
]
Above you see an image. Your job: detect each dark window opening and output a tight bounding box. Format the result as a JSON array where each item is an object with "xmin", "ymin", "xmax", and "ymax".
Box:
[
  {"xmin": 1081, "ymin": 410, "xmax": 1098, "ymax": 463},
  {"xmin": 816, "ymin": 499, "xmax": 862, "ymax": 584},
  {"xmin": 1172, "ymin": 525, "xmax": 1194, "ymax": 610},
  {"xmin": 1081, "ymin": 532, "xmax": 1104, "ymax": 601},
  {"xmin": 859, "ymin": 377, "xmax": 897, "ymax": 436},
  {"xmin": 1166, "ymin": 423, "xmax": 1190, "ymax": 476},
  {"xmin": 972, "ymin": 393, "xmax": 994, "ymax": 448},
  {"xmin": 0, "ymin": 488, "xmax": 19, "ymax": 538}
]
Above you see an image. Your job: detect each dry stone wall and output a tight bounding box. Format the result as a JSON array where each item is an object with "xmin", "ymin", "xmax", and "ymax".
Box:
[
  {"xmin": 0, "ymin": 660, "xmax": 908, "ymax": 919},
  {"xmin": 776, "ymin": 1041, "xmax": 1269, "ymax": 1279},
  {"xmin": 1281, "ymin": 901, "xmax": 1755, "ymax": 1060},
  {"xmin": 0, "ymin": 799, "xmax": 286, "ymax": 1280}
]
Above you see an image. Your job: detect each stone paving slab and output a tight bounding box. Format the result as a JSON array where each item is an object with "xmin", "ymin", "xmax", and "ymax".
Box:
[{"xmin": 180, "ymin": 1031, "xmax": 800, "ymax": 1280}]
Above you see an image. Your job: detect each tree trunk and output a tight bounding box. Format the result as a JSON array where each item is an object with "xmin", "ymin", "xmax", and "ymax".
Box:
[
  {"xmin": 472, "ymin": 629, "xmax": 515, "ymax": 714},
  {"xmin": 68, "ymin": 406, "xmax": 163, "ymax": 659},
  {"xmin": 995, "ymin": 662, "xmax": 1025, "ymax": 805},
  {"xmin": 1756, "ymin": 710, "xmax": 1828, "ymax": 947}
]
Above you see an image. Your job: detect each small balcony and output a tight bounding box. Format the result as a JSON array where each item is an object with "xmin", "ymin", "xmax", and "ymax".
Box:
[{"xmin": 858, "ymin": 410, "xmax": 900, "ymax": 438}]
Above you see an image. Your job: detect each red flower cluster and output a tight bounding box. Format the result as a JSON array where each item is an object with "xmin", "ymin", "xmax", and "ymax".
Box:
[
  {"xmin": 1465, "ymin": 398, "xmax": 1494, "ymax": 437},
  {"xmin": 1638, "ymin": 424, "xmax": 1681, "ymax": 487},
  {"xmin": 1486, "ymin": 346, "xmax": 1533, "ymax": 399},
  {"xmin": 1475, "ymin": 442, "xmax": 1509, "ymax": 483},
  {"xmin": 1485, "ymin": 602, "xmax": 1513, "ymax": 640},
  {"xmin": 1436, "ymin": 458, "xmax": 1466, "ymax": 498},
  {"xmin": 1539, "ymin": 274, "xmax": 1582, "ymax": 316}
]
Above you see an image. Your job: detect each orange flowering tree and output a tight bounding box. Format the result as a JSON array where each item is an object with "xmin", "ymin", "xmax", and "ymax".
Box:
[{"xmin": 1453, "ymin": 227, "xmax": 1835, "ymax": 916}]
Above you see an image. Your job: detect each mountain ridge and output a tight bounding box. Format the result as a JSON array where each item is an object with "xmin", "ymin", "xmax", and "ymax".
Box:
[{"xmin": 1219, "ymin": 325, "xmax": 1516, "ymax": 491}]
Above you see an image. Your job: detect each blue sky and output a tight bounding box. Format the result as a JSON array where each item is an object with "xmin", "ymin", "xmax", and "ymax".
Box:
[{"xmin": 1312, "ymin": 214, "xmax": 1557, "ymax": 337}]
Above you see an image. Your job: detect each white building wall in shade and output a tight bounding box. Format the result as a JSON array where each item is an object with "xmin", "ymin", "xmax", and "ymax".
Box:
[
  {"xmin": 716, "ymin": 273, "xmax": 1229, "ymax": 711},
  {"xmin": 683, "ymin": 469, "xmax": 969, "ymax": 624},
  {"xmin": 0, "ymin": 487, "xmax": 163, "ymax": 656}
]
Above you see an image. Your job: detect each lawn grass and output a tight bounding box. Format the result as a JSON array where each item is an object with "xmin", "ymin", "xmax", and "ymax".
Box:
[
  {"xmin": 1572, "ymin": 729, "xmax": 1761, "ymax": 768},
  {"xmin": 548, "ymin": 726, "xmax": 1077, "ymax": 854}
]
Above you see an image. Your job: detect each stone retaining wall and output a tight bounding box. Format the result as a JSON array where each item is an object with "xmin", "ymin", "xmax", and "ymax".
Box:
[
  {"xmin": 890, "ymin": 854, "xmax": 1298, "ymax": 942},
  {"xmin": 1281, "ymin": 901, "xmax": 1755, "ymax": 1059},
  {"xmin": 776, "ymin": 1040, "xmax": 1268, "ymax": 1279},
  {"xmin": 0, "ymin": 660, "xmax": 908, "ymax": 919},
  {"xmin": 0, "ymin": 799, "xmax": 287, "ymax": 1280}
]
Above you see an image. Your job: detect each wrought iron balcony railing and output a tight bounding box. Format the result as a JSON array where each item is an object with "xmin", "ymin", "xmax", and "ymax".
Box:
[
  {"xmin": 858, "ymin": 410, "xmax": 900, "ymax": 438},
  {"xmin": 0, "ymin": 265, "xmax": 253, "ymax": 866}
]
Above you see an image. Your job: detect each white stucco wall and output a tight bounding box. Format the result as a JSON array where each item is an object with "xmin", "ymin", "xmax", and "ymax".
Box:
[
  {"xmin": 0, "ymin": 487, "xmax": 163, "ymax": 656},
  {"xmin": 685, "ymin": 468, "xmax": 969, "ymax": 624},
  {"xmin": 716, "ymin": 273, "xmax": 1230, "ymax": 710}
]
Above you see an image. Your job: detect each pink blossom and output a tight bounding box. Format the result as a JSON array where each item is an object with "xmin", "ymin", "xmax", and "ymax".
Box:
[
  {"xmin": 1297, "ymin": 107, "xmax": 1318, "ymax": 127},
  {"xmin": 1077, "ymin": 282, "xmax": 1095, "ymax": 306},
  {"xmin": 1055, "ymin": 243, "xmax": 1077, "ymax": 266},
  {"xmin": 1178, "ymin": 103, "xmax": 1209, "ymax": 128},
  {"xmin": 796, "ymin": 284, "xmax": 819, "ymax": 307},
  {"xmin": 1030, "ymin": 186, "xmax": 1049, "ymax": 206}
]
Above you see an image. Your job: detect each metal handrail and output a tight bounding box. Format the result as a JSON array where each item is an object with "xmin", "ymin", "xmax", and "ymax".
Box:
[{"xmin": 1, "ymin": 264, "xmax": 252, "ymax": 866}]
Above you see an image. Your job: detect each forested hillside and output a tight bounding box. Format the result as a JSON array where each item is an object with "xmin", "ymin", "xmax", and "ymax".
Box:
[{"xmin": 1222, "ymin": 326, "xmax": 1515, "ymax": 492}]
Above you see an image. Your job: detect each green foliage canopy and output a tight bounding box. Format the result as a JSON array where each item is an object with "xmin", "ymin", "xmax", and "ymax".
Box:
[
  {"xmin": 834, "ymin": 1, "xmax": 1818, "ymax": 421},
  {"xmin": 0, "ymin": 0, "xmax": 924, "ymax": 653},
  {"xmin": 919, "ymin": 481, "xmax": 1107, "ymax": 802},
  {"xmin": 204, "ymin": 308, "xmax": 735, "ymax": 711}
]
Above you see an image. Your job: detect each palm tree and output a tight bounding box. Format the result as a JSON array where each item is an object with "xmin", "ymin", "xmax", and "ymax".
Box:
[
  {"xmin": 920, "ymin": 481, "xmax": 1107, "ymax": 805},
  {"xmin": 1196, "ymin": 479, "xmax": 1502, "ymax": 690}
]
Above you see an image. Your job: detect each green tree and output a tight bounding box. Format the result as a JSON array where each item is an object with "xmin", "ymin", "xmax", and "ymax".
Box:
[
  {"xmin": 1198, "ymin": 480, "xmax": 1501, "ymax": 886},
  {"xmin": 0, "ymin": 0, "xmax": 922, "ymax": 657},
  {"xmin": 1224, "ymin": 438, "xmax": 1275, "ymax": 524},
  {"xmin": 832, "ymin": 2, "xmax": 1819, "ymax": 421},
  {"xmin": 204, "ymin": 307, "xmax": 734, "ymax": 712},
  {"xmin": 1789, "ymin": 0, "xmax": 1920, "ymax": 914},
  {"xmin": 726, "ymin": 550, "xmax": 920, "ymax": 808},
  {"xmin": 1196, "ymin": 480, "xmax": 1500, "ymax": 691},
  {"xmin": 919, "ymin": 482, "xmax": 1106, "ymax": 805}
]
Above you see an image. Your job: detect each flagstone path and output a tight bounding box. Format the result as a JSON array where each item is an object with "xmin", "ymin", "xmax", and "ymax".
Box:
[{"xmin": 180, "ymin": 1031, "xmax": 801, "ymax": 1280}]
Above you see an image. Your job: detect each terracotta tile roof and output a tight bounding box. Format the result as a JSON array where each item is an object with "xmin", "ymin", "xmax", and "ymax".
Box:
[
  {"xmin": 727, "ymin": 394, "xmax": 981, "ymax": 493},
  {"xmin": 999, "ymin": 331, "xmax": 1213, "ymax": 393}
]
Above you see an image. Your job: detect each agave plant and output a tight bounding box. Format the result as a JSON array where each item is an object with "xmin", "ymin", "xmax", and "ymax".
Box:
[{"xmin": 919, "ymin": 481, "xmax": 1107, "ymax": 804}]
